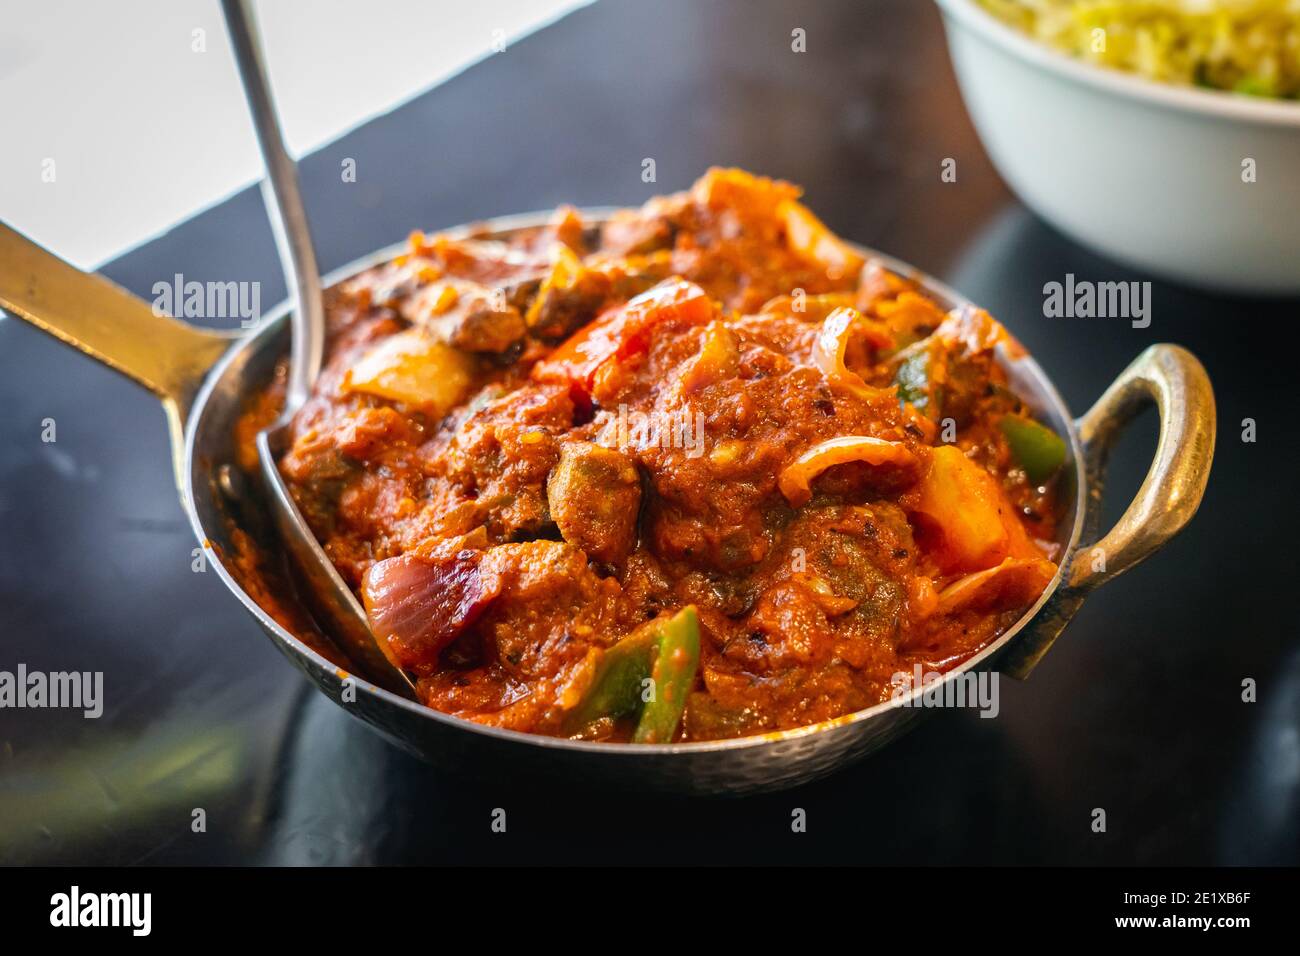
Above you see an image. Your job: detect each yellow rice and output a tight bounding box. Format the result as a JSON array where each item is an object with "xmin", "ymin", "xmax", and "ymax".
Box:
[{"xmin": 978, "ymin": 0, "xmax": 1300, "ymax": 98}]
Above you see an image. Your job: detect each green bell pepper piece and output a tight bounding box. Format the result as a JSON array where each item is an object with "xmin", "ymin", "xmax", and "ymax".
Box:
[
  {"xmin": 565, "ymin": 625, "xmax": 658, "ymax": 732},
  {"xmin": 633, "ymin": 606, "xmax": 701, "ymax": 744},
  {"xmin": 565, "ymin": 606, "xmax": 701, "ymax": 742},
  {"xmin": 893, "ymin": 345, "xmax": 940, "ymax": 420},
  {"xmin": 999, "ymin": 414, "xmax": 1065, "ymax": 484}
]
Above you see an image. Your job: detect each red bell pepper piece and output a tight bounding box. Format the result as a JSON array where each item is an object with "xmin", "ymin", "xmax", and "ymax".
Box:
[{"xmin": 533, "ymin": 278, "xmax": 713, "ymax": 398}]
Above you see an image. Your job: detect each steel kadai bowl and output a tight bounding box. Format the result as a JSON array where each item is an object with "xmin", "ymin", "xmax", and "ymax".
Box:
[{"xmin": 0, "ymin": 213, "xmax": 1215, "ymax": 795}]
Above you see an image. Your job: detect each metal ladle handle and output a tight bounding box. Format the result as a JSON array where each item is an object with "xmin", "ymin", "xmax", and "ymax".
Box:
[{"xmin": 220, "ymin": 0, "xmax": 323, "ymax": 410}]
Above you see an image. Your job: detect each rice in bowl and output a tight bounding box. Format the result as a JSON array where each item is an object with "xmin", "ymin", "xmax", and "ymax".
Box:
[{"xmin": 977, "ymin": 0, "xmax": 1300, "ymax": 98}]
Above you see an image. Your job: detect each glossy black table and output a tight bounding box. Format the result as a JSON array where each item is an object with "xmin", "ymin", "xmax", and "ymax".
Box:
[{"xmin": 2, "ymin": 0, "xmax": 1296, "ymax": 866}]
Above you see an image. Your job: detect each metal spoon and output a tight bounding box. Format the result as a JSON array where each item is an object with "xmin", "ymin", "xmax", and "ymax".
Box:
[{"xmin": 220, "ymin": 0, "xmax": 416, "ymax": 699}]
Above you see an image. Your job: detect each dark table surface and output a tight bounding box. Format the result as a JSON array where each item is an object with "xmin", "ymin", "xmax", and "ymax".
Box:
[{"xmin": 2, "ymin": 0, "xmax": 1297, "ymax": 866}]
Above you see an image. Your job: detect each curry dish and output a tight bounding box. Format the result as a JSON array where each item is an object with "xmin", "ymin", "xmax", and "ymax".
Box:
[{"xmin": 235, "ymin": 169, "xmax": 1066, "ymax": 743}]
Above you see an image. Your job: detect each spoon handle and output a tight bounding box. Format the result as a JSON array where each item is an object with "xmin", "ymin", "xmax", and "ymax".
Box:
[{"xmin": 220, "ymin": 0, "xmax": 324, "ymax": 410}]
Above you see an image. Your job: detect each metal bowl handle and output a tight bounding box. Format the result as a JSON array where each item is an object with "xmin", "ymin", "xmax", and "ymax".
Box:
[
  {"xmin": 0, "ymin": 223, "xmax": 233, "ymax": 494},
  {"xmin": 1068, "ymin": 343, "xmax": 1216, "ymax": 592},
  {"xmin": 1002, "ymin": 344, "xmax": 1215, "ymax": 678}
]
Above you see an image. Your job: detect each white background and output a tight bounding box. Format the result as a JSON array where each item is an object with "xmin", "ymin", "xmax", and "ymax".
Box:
[{"xmin": 0, "ymin": 0, "xmax": 586, "ymax": 268}]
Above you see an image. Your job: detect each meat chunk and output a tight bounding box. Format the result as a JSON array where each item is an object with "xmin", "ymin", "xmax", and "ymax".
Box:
[
  {"xmin": 525, "ymin": 246, "xmax": 612, "ymax": 340},
  {"xmin": 546, "ymin": 441, "xmax": 641, "ymax": 564},
  {"xmin": 600, "ymin": 207, "xmax": 675, "ymax": 256},
  {"xmin": 479, "ymin": 540, "xmax": 612, "ymax": 677},
  {"xmin": 402, "ymin": 279, "xmax": 526, "ymax": 353}
]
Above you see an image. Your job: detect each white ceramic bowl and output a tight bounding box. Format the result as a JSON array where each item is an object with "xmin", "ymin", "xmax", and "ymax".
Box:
[{"xmin": 935, "ymin": 0, "xmax": 1300, "ymax": 295}]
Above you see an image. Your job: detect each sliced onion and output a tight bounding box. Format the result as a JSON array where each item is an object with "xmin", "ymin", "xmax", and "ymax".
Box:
[
  {"xmin": 810, "ymin": 307, "xmax": 892, "ymax": 398},
  {"xmin": 935, "ymin": 557, "xmax": 1056, "ymax": 615},
  {"xmin": 935, "ymin": 304, "xmax": 1026, "ymax": 360},
  {"xmin": 361, "ymin": 550, "xmax": 500, "ymax": 674},
  {"xmin": 778, "ymin": 435, "xmax": 917, "ymax": 507}
]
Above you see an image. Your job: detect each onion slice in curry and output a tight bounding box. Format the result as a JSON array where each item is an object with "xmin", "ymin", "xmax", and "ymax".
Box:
[
  {"xmin": 810, "ymin": 306, "xmax": 892, "ymax": 399},
  {"xmin": 934, "ymin": 556, "xmax": 1057, "ymax": 615},
  {"xmin": 778, "ymin": 435, "xmax": 917, "ymax": 507}
]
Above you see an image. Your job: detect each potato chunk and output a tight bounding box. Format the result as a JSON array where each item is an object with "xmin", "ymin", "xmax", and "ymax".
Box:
[
  {"xmin": 909, "ymin": 445, "xmax": 1011, "ymax": 573},
  {"xmin": 343, "ymin": 327, "xmax": 476, "ymax": 417}
]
